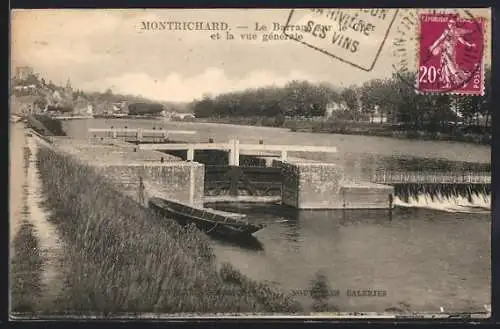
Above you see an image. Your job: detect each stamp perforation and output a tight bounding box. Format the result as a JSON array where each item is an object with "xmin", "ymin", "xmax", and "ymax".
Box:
[{"xmin": 415, "ymin": 10, "xmax": 486, "ymax": 96}]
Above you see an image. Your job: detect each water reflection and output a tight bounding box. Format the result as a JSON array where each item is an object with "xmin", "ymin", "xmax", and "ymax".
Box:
[
  {"xmin": 210, "ymin": 203, "xmax": 490, "ymax": 313},
  {"xmin": 282, "ymin": 218, "xmax": 301, "ymax": 250},
  {"xmin": 210, "ymin": 234, "xmax": 264, "ymax": 251}
]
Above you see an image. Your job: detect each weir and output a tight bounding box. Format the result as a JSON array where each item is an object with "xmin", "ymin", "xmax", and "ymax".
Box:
[
  {"xmin": 85, "ymin": 128, "xmax": 396, "ymax": 209},
  {"xmin": 371, "ymin": 170, "xmax": 491, "ymax": 204},
  {"xmin": 371, "ymin": 171, "xmax": 491, "ymax": 184},
  {"xmin": 137, "ymin": 136, "xmax": 491, "ymax": 210},
  {"xmin": 131, "ymin": 135, "xmax": 395, "ymax": 210}
]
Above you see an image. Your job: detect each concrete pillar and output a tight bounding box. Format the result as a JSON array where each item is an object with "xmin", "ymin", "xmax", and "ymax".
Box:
[
  {"xmin": 189, "ymin": 163, "xmax": 195, "ymax": 205},
  {"xmin": 281, "ymin": 150, "xmax": 288, "ymax": 161},
  {"xmin": 112, "ymin": 128, "xmax": 117, "ymax": 139},
  {"xmin": 137, "ymin": 128, "xmax": 143, "ymax": 142},
  {"xmin": 228, "ymin": 139, "xmax": 234, "ymax": 166},
  {"xmin": 233, "ymin": 139, "xmax": 240, "ymax": 167},
  {"xmin": 187, "ymin": 147, "xmax": 195, "ymax": 161}
]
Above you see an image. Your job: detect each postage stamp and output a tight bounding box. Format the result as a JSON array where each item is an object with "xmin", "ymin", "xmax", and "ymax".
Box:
[{"xmin": 417, "ymin": 13, "xmax": 485, "ymax": 95}]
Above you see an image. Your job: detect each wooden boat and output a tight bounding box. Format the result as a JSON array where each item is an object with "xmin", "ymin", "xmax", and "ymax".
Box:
[{"xmin": 148, "ymin": 197, "xmax": 265, "ymax": 236}]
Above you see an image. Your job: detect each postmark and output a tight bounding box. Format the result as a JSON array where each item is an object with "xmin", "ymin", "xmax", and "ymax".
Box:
[
  {"xmin": 391, "ymin": 9, "xmax": 486, "ymax": 95},
  {"xmin": 282, "ymin": 9, "xmax": 399, "ymax": 72},
  {"xmin": 417, "ymin": 13, "xmax": 485, "ymax": 95}
]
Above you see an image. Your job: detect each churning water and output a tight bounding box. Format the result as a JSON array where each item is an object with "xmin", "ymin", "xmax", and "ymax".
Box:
[{"xmin": 394, "ymin": 193, "xmax": 490, "ymax": 214}]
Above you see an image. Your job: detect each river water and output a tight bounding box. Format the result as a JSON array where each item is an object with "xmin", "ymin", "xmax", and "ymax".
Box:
[{"xmin": 10, "ymin": 118, "xmax": 491, "ymax": 315}]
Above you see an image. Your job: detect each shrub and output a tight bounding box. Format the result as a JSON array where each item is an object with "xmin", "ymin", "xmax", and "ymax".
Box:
[
  {"xmin": 308, "ymin": 271, "xmax": 338, "ymax": 313},
  {"xmin": 29, "ymin": 115, "xmax": 67, "ymax": 136}
]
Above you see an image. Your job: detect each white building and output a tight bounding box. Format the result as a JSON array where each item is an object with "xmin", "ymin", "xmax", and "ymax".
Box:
[
  {"xmin": 52, "ymin": 90, "xmax": 62, "ymax": 102},
  {"xmin": 324, "ymin": 101, "xmax": 348, "ymax": 119},
  {"xmin": 371, "ymin": 105, "xmax": 387, "ymax": 123},
  {"xmin": 15, "ymin": 66, "xmax": 34, "ymax": 80}
]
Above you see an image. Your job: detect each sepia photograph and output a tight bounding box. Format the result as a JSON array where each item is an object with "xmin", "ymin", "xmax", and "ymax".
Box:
[{"xmin": 9, "ymin": 8, "xmax": 492, "ymax": 319}]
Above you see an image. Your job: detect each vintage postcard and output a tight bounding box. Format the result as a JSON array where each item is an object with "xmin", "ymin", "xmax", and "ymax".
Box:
[{"xmin": 9, "ymin": 8, "xmax": 492, "ymax": 319}]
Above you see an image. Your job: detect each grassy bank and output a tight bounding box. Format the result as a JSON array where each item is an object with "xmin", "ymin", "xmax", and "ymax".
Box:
[
  {"xmin": 11, "ymin": 219, "xmax": 44, "ymax": 313},
  {"xmin": 35, "ymin": 146, "xmax": 302, "ymax": 315},
  {"xmin": 196, "ymin": 116, "xmax": 284, "ymax": 128},
  {"xmin": 26, "ymin": 115, "xmax": 67, "ymax": 136},
  {"xmin": 195, "ymin": 117, "xmax": 491, "ymax": 145},
  {"xmin": 283, "ymin": 120, "xmax": 491, "ymax": 145}
]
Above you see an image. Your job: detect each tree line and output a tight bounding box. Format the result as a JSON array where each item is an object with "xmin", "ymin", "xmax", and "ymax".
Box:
[
  {"xmin": 190, "ymin": 68, "xmax": 491, "ymax": 132},
  {"xmin": 190, "ymin": 81, "xmax": 340, "ymax": 120}
]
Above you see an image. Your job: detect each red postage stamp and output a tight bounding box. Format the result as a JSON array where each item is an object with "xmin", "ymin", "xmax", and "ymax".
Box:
[{"xmin": 417, "ymin": 13, "xmax": 485, "ymax": 95}]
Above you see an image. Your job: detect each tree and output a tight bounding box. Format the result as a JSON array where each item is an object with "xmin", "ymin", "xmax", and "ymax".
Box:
[
  {"xmin": 425, "ymin": 94, "xmax": 454, "ymax": 133},
  {"xmin": 309, "ymin": 271, "xmax": 334, "ymax": 312},
  {"xmin": 480, "ymin": 67, "xmax": 492, "ymax": 130},
  {"xmin": 188, "ymin": 81, "xmax": 339, "ymax": 119},
  {"xmin": 33, "ymin": 97, "xmax": 47, "ymax": 110},
  {"xmin": 23, "ymin": 73, "xmax": 41, "ymax": 87},
  {"xmin": 360, "ymin": 79, "xmax": 395, "ymax": 123},
  {"xmin": 282, "ymin": 81, "xmax": 332, "ymax": 117},
  {"xmin": 192, "ymin": 96, "xmax": 216, "ymax": 118},
  {"xmin": 47, "ymin": 80, "xmax": 56, "ymax": 90},
  {"xmin": 340, "ymin": 86, "xmax": 359, "ymax": 120},
  {"xmin": 452, "ymin": 67, "xmax": 491, "ymax": 131},
  {"xmin": 393, "ymin": 71, "xmax": 424, "ymax": 128}
]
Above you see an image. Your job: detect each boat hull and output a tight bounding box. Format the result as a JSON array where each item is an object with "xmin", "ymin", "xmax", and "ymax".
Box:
[{"xmin": 148, "ymin": 198, "xmax": 264, "ymax": 237}]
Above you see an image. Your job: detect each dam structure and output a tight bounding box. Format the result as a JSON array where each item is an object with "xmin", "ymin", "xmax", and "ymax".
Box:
[
  {"xmin": 85, "ymin": 127, "xmax": 395, "ymax": 210},
  {"xmin": 30, "ymin": 122, "xmax": 491, "ymax": 212}
]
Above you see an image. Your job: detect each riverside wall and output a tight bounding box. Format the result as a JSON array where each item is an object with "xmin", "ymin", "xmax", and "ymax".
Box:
[
  {"xmin": 50, "ymin": 137, "xmax": 205, "ymax": 207},
  {"xmin": 274, "ymin": 158, "xmax": 394, "ymax": 210}
]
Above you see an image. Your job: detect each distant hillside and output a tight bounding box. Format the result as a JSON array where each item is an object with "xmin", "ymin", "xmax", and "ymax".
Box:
[
  {"xmin": 128, "ymin": 102, "xmax": 164, "ymax": 115},
  {"xmin": 10, "ymin": 69, "xmax": 189, "ymax": 115}
]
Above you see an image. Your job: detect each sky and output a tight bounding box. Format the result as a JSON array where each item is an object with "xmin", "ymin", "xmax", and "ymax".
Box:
[{"xmin": 11, "ymin": 8, "xmax": 491, "ymax": 103}]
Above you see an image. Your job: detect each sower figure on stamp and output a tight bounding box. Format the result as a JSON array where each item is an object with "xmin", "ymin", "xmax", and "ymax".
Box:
[
  {"xmin": 138, "ymin": 176, "xmax": 147, "ymax": 206},
  {"xmin": 428, "ymin": 18, "xmax": 476, "ymax": 88}
]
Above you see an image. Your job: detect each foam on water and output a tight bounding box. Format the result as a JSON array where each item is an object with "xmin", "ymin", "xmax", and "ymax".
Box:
[{"xmin": 394, "ymin": 193, "xmax": 491, "ymax": 214}]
